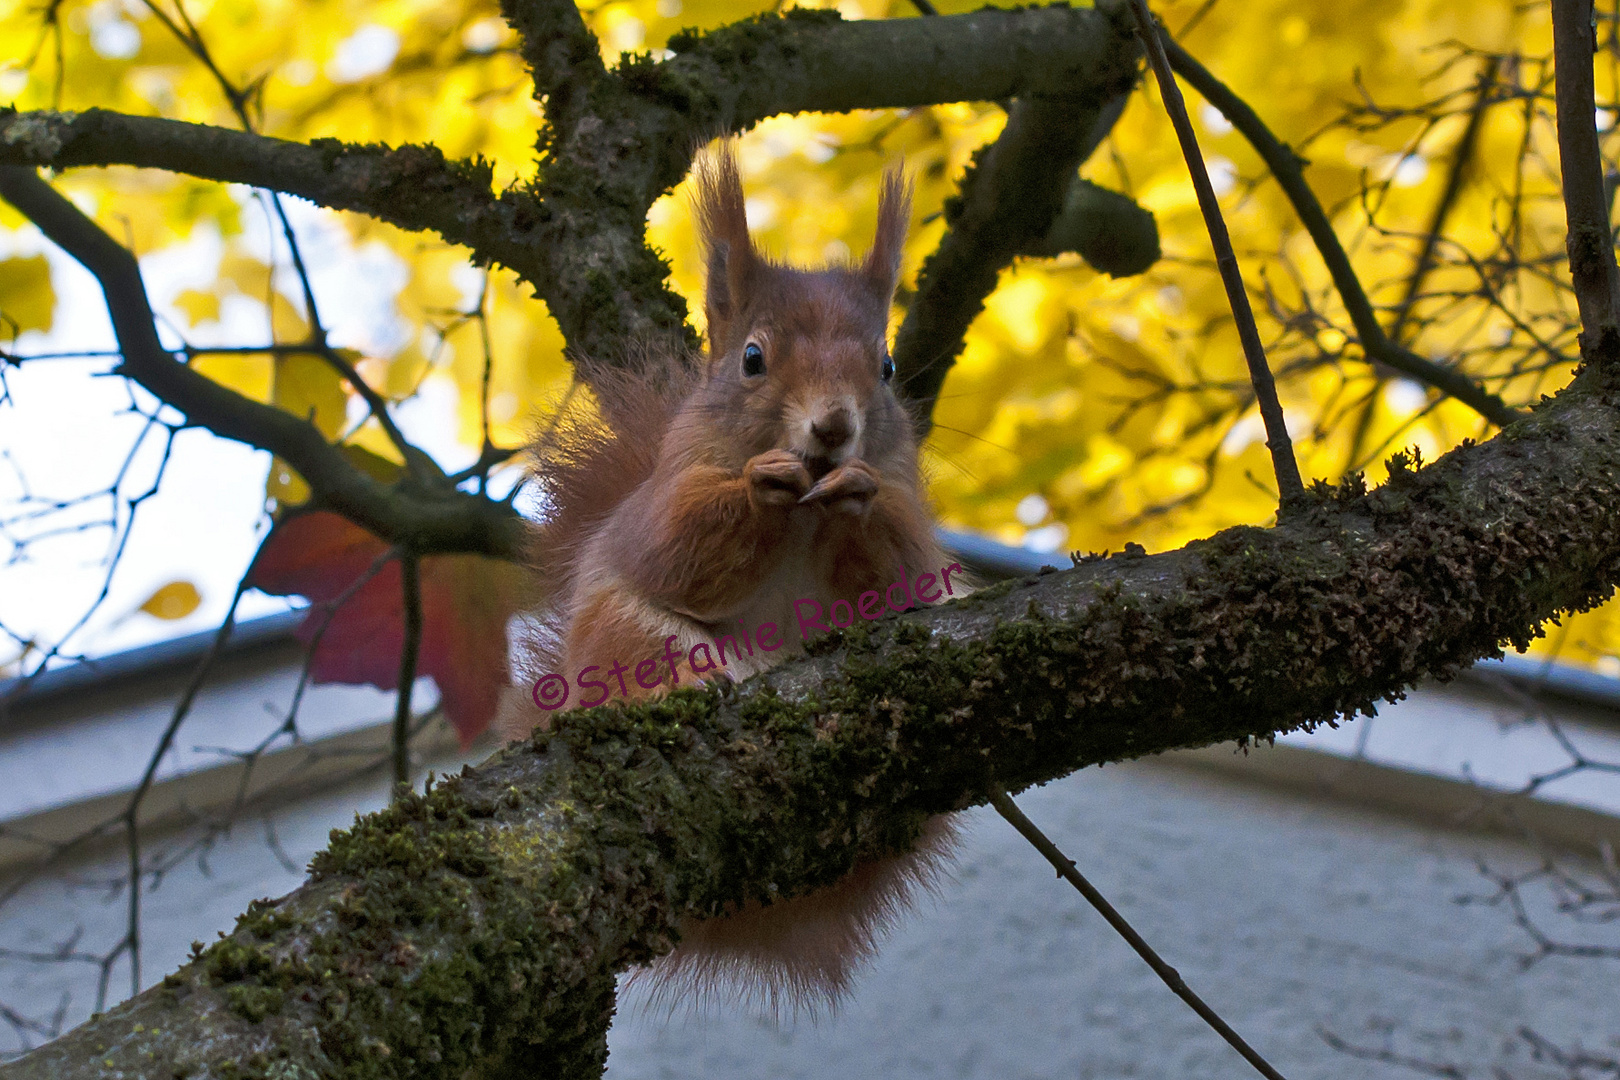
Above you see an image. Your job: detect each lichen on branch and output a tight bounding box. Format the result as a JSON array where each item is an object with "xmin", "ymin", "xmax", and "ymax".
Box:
[{"xmin": 11, "ymin": 346, "xmax": 1620, "ymax": 1077}]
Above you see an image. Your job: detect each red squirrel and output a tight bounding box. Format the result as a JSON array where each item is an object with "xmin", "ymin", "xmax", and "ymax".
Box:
[{"xmin": 501, "ymin": 142, "xmax": 963, "ymax": 1011}]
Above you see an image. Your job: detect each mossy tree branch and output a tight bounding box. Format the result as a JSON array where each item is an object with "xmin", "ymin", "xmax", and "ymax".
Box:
[
  {"xmin": 666, "ymin": 3, "xmax": 1140, "ymax": 126},
  {"xmin": 506, "ymin": 0, "xmax": 605, "ymax": 100},
  {"xmin": 9, "ymin": 1, "xmax": 1620, "ymax": 1072},
  {"xmin": 0, "ymin": 109, "xmax": 554, "ymax": 287},
  {"xmin": 892, "ymin": 89, "xmax": 1135, "ymax": 426},
  {"xmin": 8, "ymin": 347, "xmax": 1620, "ymax": 1077},
  {"xmin": 1022, "ymin": 176, "xmax": 1162, "ymax": 274}
]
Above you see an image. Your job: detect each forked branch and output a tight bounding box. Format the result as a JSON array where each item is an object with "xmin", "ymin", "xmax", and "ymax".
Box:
[
  {"xmin": 1159, "ymin": 37, "xmax": 1524, "ymax": 426},
  {"xmin": 0, "ymin": 167, "xmax": 527, "ymax": 560},
  {"xmin": 893, "ymin": 90, "xmax": 1135, "ymax": 424}
]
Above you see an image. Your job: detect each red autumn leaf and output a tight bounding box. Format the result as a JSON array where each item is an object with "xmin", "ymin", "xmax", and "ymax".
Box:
[{"xmin": 247, "ymin": 510, "xmax": 525, "ymax": 746}]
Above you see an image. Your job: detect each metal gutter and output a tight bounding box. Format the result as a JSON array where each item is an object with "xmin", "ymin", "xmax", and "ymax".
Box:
[
  {"xmin": 1465, "ymin": 652, "xmax": 1620, "ymax": 713},
  {"xmin": 1160, "ymin": 738, "xmax": 1620, "ymax": 853},
  {"xmin": 0, "ymin": 609, "xmax": 307, "ymax": 711}
]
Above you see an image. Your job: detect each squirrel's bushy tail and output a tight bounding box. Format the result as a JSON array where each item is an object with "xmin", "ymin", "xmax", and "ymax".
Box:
[
  {"xmin": 528, "ymin": 369, "xmax": 684, "ymax": 582},
  {"xmin": 628, "ymin": 814, "xmax": 960, "ymax": 1018},
  {"xmin": 511, "ymin": 359, "xmax": 697, "ymax": 679}
]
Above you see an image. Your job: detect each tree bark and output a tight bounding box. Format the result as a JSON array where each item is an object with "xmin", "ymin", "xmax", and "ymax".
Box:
[{"xmin": 7, "ymin": 351, "xmax": 1620, "ymax": 1077}]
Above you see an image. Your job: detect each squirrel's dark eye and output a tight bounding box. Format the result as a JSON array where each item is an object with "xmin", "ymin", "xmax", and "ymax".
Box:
[
  {"xmin": 881, "ymin": 354, "xmax": 895, "ymax": 382},
  {"xmin": 742, "ymin": 342, "xmax": 765, "ymax": 377}
]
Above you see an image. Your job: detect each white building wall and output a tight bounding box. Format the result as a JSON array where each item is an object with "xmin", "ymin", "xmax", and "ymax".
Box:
[{"xmin": 0, "ymin": 644, "xmax": 1616, "ymax": 1077}]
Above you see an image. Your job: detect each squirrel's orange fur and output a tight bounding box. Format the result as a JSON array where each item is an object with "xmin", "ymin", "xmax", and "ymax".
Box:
[{"xmin": 500, "ymin": 143, "xmax": 961, "ymax": 1012}]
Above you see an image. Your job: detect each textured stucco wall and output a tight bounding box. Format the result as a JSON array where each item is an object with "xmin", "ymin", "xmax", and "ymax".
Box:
[
  {"xmin": 607, "ymin": 758, "xmax": 1615, "ymax": 1079},
  {"xmin": 0, "ymin": 695, "xmax": 1614, "ymax": 1077}
]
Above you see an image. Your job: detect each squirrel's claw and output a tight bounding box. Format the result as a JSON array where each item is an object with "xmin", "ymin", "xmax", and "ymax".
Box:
[
  {"xmin": 745, "ymin": 449, "xmax": 813, "ymax": 508},
  {"xmin": 799, "ymin": 461, "xmax": 878, "ymax": 512}
]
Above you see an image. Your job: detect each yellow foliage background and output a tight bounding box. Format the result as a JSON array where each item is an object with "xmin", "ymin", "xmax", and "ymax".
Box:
[{"xmin": 1, "ymin": 0, "xmax": 1610, "ymax": 669}]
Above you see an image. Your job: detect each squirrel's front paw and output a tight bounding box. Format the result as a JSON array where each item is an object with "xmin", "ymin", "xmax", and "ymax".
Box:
[
  {"xmin": 746, "ymin": 449, "xmax": 812, "ymax": 508},
  {"xmin": 799, "ymin": 460, "xmax": 878, "ymax": 514}
]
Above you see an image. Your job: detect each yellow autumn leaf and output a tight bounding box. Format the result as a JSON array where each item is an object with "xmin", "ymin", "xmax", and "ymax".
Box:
[
  {"xmin": 272, "ymin": 351, "xmax": 349, "ymax": 438},
  {"xmin": 137, "ymin": 581, "xmax": 203, "ymax": 621},
  {"xmin": 173, "ymin": 289, "xmax": 222, "ymax": 327},
  {"xmin": 0, "ymin": 255, "xmax": 55, "ymax": 336},
  {"xmin": 266, "ymin": 458, "xmax": 312, "ymax": 511},
  {"xmin": 191, "ymin": 351, "xmax": 274, "ymax": 402},
  {"xmin": 264, "ymin": 350, "xmax": 350, "ymax": 509}
]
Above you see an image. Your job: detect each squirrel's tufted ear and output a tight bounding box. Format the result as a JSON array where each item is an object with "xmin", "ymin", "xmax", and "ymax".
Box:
[
  {"xmin": 862, "ymin": 165, "xmax": 911, "ymax": 303},
  {"xmin": 693, "ymin": 140, "xmax": 758, "ymax": 354}
]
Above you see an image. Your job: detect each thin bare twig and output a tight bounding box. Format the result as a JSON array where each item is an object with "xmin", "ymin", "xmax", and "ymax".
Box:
[
  {"xmin": 120, "ymin": 575, "xmax": 252, "ymax": 995},
  {"xmin": 1126, "ymin": 0, "xmax": 1306, "ymax": 515},
  {"xmin": 989, "ymin": 785, "xmax": 1290, "ymax": 1080},
  {"xmin": 392, "ymin": 552, "xmax": 422, "ymax": 791},
  {"xmin": 1553, "ymin": 0, "xmax": 1620, "ymax": 350},
  {"xmin": 1388, "ymin": 56, "xmax": 1500, "ymax": 343}
]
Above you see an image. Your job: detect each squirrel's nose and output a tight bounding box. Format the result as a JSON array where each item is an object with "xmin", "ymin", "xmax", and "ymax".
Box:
[{"xmin": 810, "ymin": 409, "xmax": 854, "ymax": 453}]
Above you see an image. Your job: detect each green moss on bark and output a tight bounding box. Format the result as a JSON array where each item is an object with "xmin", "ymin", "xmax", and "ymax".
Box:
[
  {"xmin": 218, "ymin": 362, "xmax": 1620, "ymax": 1073},
  {"xmin": 16, "ymin": 371, "xmax": 1620, "ymax": 1079}
]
